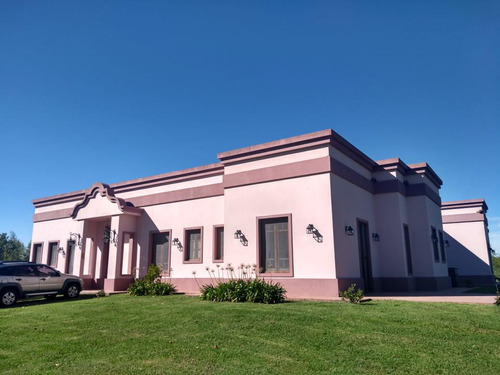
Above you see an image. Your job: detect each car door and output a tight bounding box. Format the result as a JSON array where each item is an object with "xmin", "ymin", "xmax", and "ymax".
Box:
[
  {"xmin": 15, "ymin": 265, "xmax": 40, "ymax": 293},
  {"xmin": 37, "ymin": 265, "xmax": 64, "ymax": 293}
]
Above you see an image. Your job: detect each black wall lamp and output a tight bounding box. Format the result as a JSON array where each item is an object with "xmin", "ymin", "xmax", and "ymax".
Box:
[
  {"xmin": 58, "ymin": 247, "xmax": 65, "ymax": 256},
  {"xmin": 345, "ymin": 226, "xmax": 354, "ymax": 236},
  {"xmin": 371, "ymin": 233, "xmax": 380, "ymax": 242},
  {"xmin": 306, "ymin": 224, "xmax": 323, "ymax": 243},
  {"xmin": 234, "ymin": 229, "xmax": 248, "ymax": 246},
  {"xmin": 444, "ymin": 240, "xmax": 450, "ymax": 248},
  {"xmin": 103, "ymin": 226, "xmax": 118, "ymax": 246},
  {"xmin": 172, "ymin": 238, "xmax": 183, "ymax": 251},
  {"xmin": 69, "ymin": 232, "xmax": 82, "ymax": 248}
]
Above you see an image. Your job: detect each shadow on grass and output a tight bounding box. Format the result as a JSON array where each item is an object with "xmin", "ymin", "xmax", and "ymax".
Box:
[{"xmin": 11, "ymin": 294, "xmax": 97, "ymax": 309}]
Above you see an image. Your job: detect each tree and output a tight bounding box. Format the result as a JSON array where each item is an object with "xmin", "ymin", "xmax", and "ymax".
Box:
[{"xmin": 0, "ymin": 232, "xmax": 29, "ymax": 261}]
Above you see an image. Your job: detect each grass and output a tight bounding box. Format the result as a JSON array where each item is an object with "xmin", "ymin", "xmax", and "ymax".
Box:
[{"xmin": 1, "ymin": 295, "xmax": 499, "ymax": 375}]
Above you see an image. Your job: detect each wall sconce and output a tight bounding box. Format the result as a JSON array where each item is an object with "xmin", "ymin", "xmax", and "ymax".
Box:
[
  {"xmin": 345, "ymin": 226, "xmax": 354, "ymax": 236},
  {"xmin": 306, "ymin": 224, "xmax": 323, "ymax": 243},
  {"xmin": 172, "ymin": 238, "xmax": 183, "ymax": 251},
  {"xmin": 69, "ymin": 232, "xmax": 82, "ymax": 248},
  {"xmin": 444, "ymin": 240, "xmax": 450, "ymax": 248},
  {"xmin": 371, "ymin": 233, "xmax": 380, "ymax": 242},
  {"xmin": 234, "ymin": 230, "xmax": 248, "ymax": 246},
  {"xmin": 58, "ymin": 247, "xmax": 65, "ymax": 256},
  {"xmin": 103, "ymin": 225, "xmax": 118, "ymax": 246},
  {"xmin": 431, "ymin": 235, "xmax": 438, "ymax": 243}
]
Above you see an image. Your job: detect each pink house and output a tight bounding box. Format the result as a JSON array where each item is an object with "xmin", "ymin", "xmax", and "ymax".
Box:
[
  {"xmin": 441, "ymin": 199, "xmax": 495, "ymax": 287},
  {"xmin": 30, "ymin": 129, "xmax": 494, "ymax": 299}
]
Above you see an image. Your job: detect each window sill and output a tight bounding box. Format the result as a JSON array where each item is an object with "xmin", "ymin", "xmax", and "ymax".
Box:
[
  {"xmin": 257, "ymin": 271, "xmax": 294, "ymax": 278},
  {"xmin": 183, "ymin": 259, "xmax": 202, "ymax": 264}
]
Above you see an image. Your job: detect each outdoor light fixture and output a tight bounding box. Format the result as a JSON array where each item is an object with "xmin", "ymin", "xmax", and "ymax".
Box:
[
  {"xmin": 345, "ymin": 226, "xmax": 354, "ymax": 236},
  {"xmin": 372, "ymin": 233, "xmax": 380, "ymax": 242},
  {"xmin": 431, "ymin": 234, "xmax": 438, "ymax": 243},
  {"xmin": 306, "ymin": 224, "xmax": 315, "ymax": 234},
  {"xmin": 58, "ymin": 247, "xmax": 65, "ymax": 256},
  {"xmin": 69, "ymin": 232, "xmax": 82, "ymax": 248},
  {"xmin": 172, "ymin": 238, "xmax": 183, "ymax": 251},
  {"xmin": 103, "ymin": 226, "xmax": 118, "ymax": 246},
  {"xmin": 234, "ymin": 230, "xmax": 248, "ymax": 246},
  {"xmin": 444, "ymin": 240, "xmax": 450, "ymax": 248}
]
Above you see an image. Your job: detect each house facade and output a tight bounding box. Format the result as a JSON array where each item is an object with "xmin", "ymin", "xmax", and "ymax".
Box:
[
  {"xmin": 30, "ymin": 129, "xmax": 493, "ymax": 299},
  {"xmin": 441, "ymin": 199, "xmax": 495, "ymax": 287}
]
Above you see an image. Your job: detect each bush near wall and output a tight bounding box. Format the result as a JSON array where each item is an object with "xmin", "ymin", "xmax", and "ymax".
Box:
[
  {"xmin": 127, "ymin": 264, "xmax": 176, "ymax": 296},
  {"xmin": 200, "ymin": 278, "xmax": 286, "ymax": 304}
]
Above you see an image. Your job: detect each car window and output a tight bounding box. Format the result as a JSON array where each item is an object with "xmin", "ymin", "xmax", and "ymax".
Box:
[
  {"xmin": 0, "ymin": 266, "xmax": 14, "ymax": 276},
  {"xmin": 37, "ymin": 265, "xmax": 58, "ymax": 277},
  {"xmin": 17, "ymin": 265, "xmax": 37, "ymax": 276}
]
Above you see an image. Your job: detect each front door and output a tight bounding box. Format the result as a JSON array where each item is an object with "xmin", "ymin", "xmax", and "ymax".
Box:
[
  {"xmin": 66, "ymin": 241, "xmax": 76, "ymax": 275},
  {"xmin": 357, "ymin": 220, "xmax": 373, "ymax": 293}
]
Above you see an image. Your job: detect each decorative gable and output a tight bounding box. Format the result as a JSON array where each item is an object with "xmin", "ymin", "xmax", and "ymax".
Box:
[{"xmin": 72, "ymin": 182, "xmax": 143, "ymax": 221}]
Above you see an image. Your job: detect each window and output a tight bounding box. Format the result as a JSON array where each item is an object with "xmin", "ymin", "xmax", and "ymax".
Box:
[
  {"xmin": 438, "ymin": 230, "xmax": 446, "ymax": 263},
  {"xmin": 431, "ymin": 226, "xmax": 440, "ymax": 262},
  {"xmin": 184, "ymin": 228, "xmax": 202, "ymax": 263},
  {"xmin": 33, "ymin": 243, "xmax": 43, "ymax": 263},
  {"xmin": 403, "ymin": 224, "xmax": 413, "ymax": 275},
  {"xmin": 37, "ymin": 265, "xmax": 59, "ymax": 277},
  {"xmin": 48, "ymin": 242, "xmax": 58, "ymax": 267},
  {"xmin": 152, "ymin": 232, "xmax": 170, "ymax": 273},
  {"xmin": 0, "ymin": 266, "xmax": 14, "ymax": 276},
  {"xmin": 258, "ymin": 215, "xmax": 292, "ymax": 275},
  {"xmin": 18, "ymin": 265, "xmax": 37, "ymax": 276},
  {"xmin": 213, "ymin": 226, "xmax": 224, "ymax": 262}
]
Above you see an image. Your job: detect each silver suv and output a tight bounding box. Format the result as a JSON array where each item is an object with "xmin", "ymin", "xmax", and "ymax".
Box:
[{"xmin": 0, "ymin": 261, "xmax": 83, "ymax": 307}]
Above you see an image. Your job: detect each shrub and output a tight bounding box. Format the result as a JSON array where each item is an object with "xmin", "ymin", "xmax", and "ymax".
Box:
[
  {"xmin": 127, "ymin": 265, "xmax": 176, "ymax": 296},
  {"xmin": 144, "ymin": 264, "xmax": 161, "ymax": 284},
  {"xmin": 200, "ymin": 278, "xmax": 286, "ymax": 304},
  {"xmin": 340, "ymin": 284, "xmax": 364, "ymax": 304}
]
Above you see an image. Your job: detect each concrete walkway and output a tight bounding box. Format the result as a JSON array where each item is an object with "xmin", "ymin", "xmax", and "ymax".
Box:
[{"xmin": 366, "ymin": 287, "xmax": 497, "ymax": 305}]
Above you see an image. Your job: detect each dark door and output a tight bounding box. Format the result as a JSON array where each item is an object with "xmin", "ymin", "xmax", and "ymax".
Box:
[
  {"xmin": 66, "ymin": 241, "xmax": 76, "ymax": 275},
  {"xmin": 153, "ymin": 232, "xmax": 170, "ymax": 272},
  {"xmin": 357, "ymin": 220, "xmax": 373, "ymax": 293},
  {"xmin": 100, "ymin": 241, "xmax": 110, "ymax": 280}
]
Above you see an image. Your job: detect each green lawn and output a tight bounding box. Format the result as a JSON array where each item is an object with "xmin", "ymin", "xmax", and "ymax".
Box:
[{"xmin": 1, "ymin": 295, "xmax": 499, "ymax": 375}]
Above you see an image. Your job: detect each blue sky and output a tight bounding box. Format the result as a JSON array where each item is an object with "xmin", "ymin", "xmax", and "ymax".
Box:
[{"xmin": 0, "ymin": 1, "xmax": 499, "ymax": 251}]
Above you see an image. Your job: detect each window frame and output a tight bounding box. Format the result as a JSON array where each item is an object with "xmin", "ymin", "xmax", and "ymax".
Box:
[
  {"xmin": 256, "ymin": 214, "xmax": 293, "ymax": 277},
  {"xmin": 32, "ymin": 243, "xmax": 43, "ymax": 263},
  {"xmin": 47, "ymin": 241, "xmax": 59, "ymax": 268},
  {"xmin": 213, "ymin": 225, "xmax": 224, "ymax": 263},
  {"xmin": 183, "ymin": 227, "xmax": 203, "ymax": 264},
  {"xmin": 149, "ymin": 230, "xmax": 172, "ymax": 276}
]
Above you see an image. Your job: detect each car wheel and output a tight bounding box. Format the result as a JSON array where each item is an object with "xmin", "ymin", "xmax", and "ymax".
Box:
[
  {"xmin": 64, "ymin": 284, "xmax": 81, "ymax": 299},
  {"xmin": 1, "ymin": 288, "xmax": 18, "ymax": 307}
]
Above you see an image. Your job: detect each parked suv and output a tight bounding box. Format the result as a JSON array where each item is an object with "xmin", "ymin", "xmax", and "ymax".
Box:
[{"xmin": 0, "ymin": 261, "xmax": 83, "ymax": 307}]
